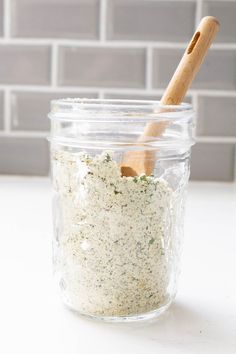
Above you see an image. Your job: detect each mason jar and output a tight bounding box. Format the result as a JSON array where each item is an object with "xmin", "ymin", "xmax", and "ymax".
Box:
[{"xmin": 48, "ymin": 98, "xmax": 195, "ymax": 322}]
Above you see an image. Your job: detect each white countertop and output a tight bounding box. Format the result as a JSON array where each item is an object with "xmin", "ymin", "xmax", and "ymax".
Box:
[{"xmin": 0, "ymin": 177, "xmax": 235, "ymax": 354}]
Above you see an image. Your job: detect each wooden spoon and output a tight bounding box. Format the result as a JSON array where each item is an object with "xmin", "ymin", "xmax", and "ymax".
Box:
[{"xmin": 120, "ymin": 16, "xmax": 219, "ymax": 177}]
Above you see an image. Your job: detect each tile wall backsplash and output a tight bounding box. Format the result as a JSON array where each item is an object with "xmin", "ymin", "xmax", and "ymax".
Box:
[{"xmin": 0, "ymin": 0, "xmax": 235, "ymax": 180}]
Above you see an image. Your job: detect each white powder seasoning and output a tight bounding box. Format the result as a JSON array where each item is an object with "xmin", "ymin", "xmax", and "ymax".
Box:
[{"xmin": 52, "ymin": 149, "xmax": 178, "ymax": 317}]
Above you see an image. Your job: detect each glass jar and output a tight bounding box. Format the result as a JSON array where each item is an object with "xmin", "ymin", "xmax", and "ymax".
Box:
[{"xmin": 48, "ymin": 99, "xmax": 195, "ymax": 322}]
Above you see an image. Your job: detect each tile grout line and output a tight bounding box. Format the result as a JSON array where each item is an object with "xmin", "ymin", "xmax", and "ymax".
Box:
[
  {"xmin": 11, "ymin": 92, "xmax": 18, "ymax": 128},
  {"xmin": 195, "ymin": 0, "xmax": 203, "ymax": 28},
  {"xmin": 51, "ymin": 43, "xmax": 58, "ymax": 88},
  {"xmin": 196, "ymin": 137, "xmax": 236, "ymax": 143},
  {"xmin": 191, "ymin": 92, "xmax": 198, "ymax": 111},
  {"xmin": 234, "ymin": 144, "xmax": 236, "ymax": 182},
  {"xmin": 99, "ymin": 90, "xmax": 105, "ymax": 99},
  {"xmin": 145, "ymin": 46, "xmax": 153, "ymax": 90},
  {"xmin": 191, "ymin": 92, "xmax": 198, "ymax": 136},
  {"xmin": 0, "ymin": 131, "xmax": 48, "ymax": 138},
  {"xmin": 1, "ymin": 85, "xmax": 236, "ymax": 97},
  {"xmin": 0, "ymin": 38, "xmax": 236, "ymax": 49},
  {"xmin": 3, "ymin": 0, "xmax": 10, "ymax": 38},
  {"xmin": 99, "ymin": 0, "xmax": 107, "ymax": 43},
  {"xmin": 3, "ymin": 88, "xmax": 11, "ymax": 133},
  {"xmin": 0, "ymin": 85, "xmax": 104, "ymax": 93},
  {"xmin": 0, "ymin": 39, "xmax": 187, "ymax": 47}
]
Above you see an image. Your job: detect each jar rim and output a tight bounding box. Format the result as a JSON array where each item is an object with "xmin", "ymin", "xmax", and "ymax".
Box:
[
  {"xmin": 49, "ymin": 98, "xmax": 193, "ymax": 123},
  {"xmin": 51, "ymin": 98, "xmax": 192, "ymax": 109}
]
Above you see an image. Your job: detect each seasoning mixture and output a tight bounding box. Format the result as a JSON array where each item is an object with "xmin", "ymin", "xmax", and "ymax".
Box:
[{"xmin": 52, "ymin": 150, "xmax": 178, "ymax": 317}]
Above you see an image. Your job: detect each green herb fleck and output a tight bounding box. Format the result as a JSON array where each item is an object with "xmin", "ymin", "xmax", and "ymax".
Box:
[
  {"xmin": 149, "ymin": 238, "xmax": 155, "ymax": 245},
  {"xmin": 140, "ymin": 174, "xmax": 148, "ymax": 182},
  {"xmin": 104, "ymin": 153, "xmax": 112, "ymax": 162},
  {"xmin": 114, "ymin": 189, "xmax": 122, "ymax": 195}
]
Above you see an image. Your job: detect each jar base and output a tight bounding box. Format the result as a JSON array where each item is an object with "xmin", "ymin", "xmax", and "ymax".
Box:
[{"xmin": 63, "ymin": 300, "xmax": 172, "ymax": 323}]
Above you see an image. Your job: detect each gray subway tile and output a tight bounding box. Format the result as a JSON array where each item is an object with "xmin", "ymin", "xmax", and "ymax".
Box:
[
  {"xmin": 11, "ymin": 0, "xmax": 99, "ymax": 39},
  {"xmin": 0, "ymin": 91, "xmax": 4, "ymax": 129},
  {"xmin": 58, "ymin": 46, "xmax": 146, "ymax": 88},
  {"xmin": 11, "ymin": 91, "xmax": 98, "ymax": 131},
  {"xmin": 197, "ymin": 96, "xmax": 236, "ymax": 137},
  {"xmin": 202, "ymin": 1, "xmax": 236, "ymax": 43},
  {"xmin": 107, "ymin": 0, "xmax": 196, "ymax": 42},
  {"xmin": 0, "ymin": 137, "xmax": 49, "ymax": 175},
  {"xmin": 190, "ymin": 143, "xmax": 235, "ymax": 181},
  {"xmin": 153, "ymin": 48, "xmax": 236, "ymax": 90},
  {"xmin": 0, "ymin": 45, "xmax": 51, "ymax": 85},
  {"xmin": 0, "ymin": 0, "xmax": 3, "ymax": 36}
]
